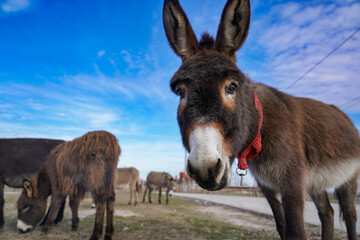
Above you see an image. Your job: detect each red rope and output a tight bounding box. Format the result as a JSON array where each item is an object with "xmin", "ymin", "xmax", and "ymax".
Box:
[{"xmin": 237, "ymin": 92, "xmax": 263, "ymax": 170}]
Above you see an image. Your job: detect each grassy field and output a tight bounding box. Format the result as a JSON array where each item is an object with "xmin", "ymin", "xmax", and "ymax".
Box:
[{"xmin": 0, "ymin": 189, "xmax": 278, "ymax": 240}]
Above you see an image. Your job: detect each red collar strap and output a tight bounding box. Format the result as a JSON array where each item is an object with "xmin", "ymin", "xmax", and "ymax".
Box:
[{"xmin": 237, "ymin": 92, "xmax": 263, "ymax": 170}]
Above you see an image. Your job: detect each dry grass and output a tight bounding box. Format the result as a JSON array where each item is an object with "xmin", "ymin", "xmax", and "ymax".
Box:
[{"xmin": 0, "ymin": 189, "xmax": 277, "ymax": 240}]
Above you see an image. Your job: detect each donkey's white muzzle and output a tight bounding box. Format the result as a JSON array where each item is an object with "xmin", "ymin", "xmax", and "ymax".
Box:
[
  {"xmin": 17, "ymin": 220, "xmax": 33, "ymax": 233},
  {"xmin": 187, "ymin": 126, "xmax": 230, "ymax": 190}
]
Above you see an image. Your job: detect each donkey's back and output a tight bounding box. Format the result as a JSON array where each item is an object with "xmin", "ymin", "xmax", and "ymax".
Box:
[
  {"xmin": 146, "ymin": 171, "xmax": 169, "ymax": 188},
  {"xmin": 115, "ymin": 167, "xmax": 139, "ymax": 186}
]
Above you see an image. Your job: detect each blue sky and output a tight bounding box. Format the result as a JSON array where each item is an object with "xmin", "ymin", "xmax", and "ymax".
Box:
[{"xmin": 0, "ymin": 0, "xmax": 359, "ymax": 185}]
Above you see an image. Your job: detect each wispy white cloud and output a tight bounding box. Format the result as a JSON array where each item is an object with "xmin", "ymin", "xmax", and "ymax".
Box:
[
  {"xmin": 0, "ymin": 121, "xmax": 84, "ymax": 140},
  {"xmin": 85, "ymin": 112, "xmax": 118, "ymax": 128},
  {"xmin": 120, "ymin": 50, "xmax": 148, "ymax": 70},
  {"xmin": 248, "ymin": 1, "xmax": 360, "ymax": 112},
  {"xmin": 0, "ymin": 103, "xmax": 12, "ymax": 109},
  {"xmin": 62, "ymin": 72, "xmax": 135, "ymax": 100},
  {"xmin": 1, "ymin": 0, "xmax": 30, "ymax": 13},
  {"xmin": 97, "ymin": 49, "xmax": 106, "ymax": 57}
]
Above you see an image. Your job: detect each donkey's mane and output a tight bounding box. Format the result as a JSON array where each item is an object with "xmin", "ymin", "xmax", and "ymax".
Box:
[
  {"xmin": 60, "ymin": 131, "xmax": 120, "ymax": 164},
  {"xmin": 43, "ymin": 131, "xmax": 121, "ymax": 194},
  {"xmin": 199, "ymin": 32, "xmax": 215, "ymax": 50}
]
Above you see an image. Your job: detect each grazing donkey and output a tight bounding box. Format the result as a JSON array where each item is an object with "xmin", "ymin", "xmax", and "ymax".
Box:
[
  {"xmin": 142, "ymin": 171, "xmax": 175, "ymax": 204},
  {"xmin": 115, "ymin": 167, "xmax": 140, "ymax": 206},
  {"xmin": 163, "ymin": 0, "xmax": 360, "ymax": 239},
  {"xmin": 17, "ymin": 131, "xmax": 121, "ymax": 240},
  {"xmin": 0, "ymin": 138, "xmax": 65, "ymax": 228}
]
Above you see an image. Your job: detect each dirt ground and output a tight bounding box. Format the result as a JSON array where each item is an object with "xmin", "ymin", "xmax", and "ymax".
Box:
[
  {"xmin": 1, "ymin": 189, "xmax": 351, "ymax": 239},
  {"xmin": 75, "ymin": 195, "xmax": 349, "ymax": 239},
  {"xmin": 193, "ymin": 200, "xmax": 350, "ymax": 240},
  {"xmin": 197, "ymin": 205, "xmax": 279, "ymax": 237}
]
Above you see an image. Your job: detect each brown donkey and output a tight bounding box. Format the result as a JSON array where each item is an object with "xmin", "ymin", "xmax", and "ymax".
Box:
[
  {"xmin": 114, "ymin": 167, "xmax": 140, "ymax": 206},
  {"xmin": 142, "ymin": 171, "xmax": 175, "ymax": 204},
  {"xmin": 163, "ymin": 0, "xmax": 360, "ymax": 239},
  {"xmin": 16, "ymin": 131, "xmax": 121, "ymax": 240}
]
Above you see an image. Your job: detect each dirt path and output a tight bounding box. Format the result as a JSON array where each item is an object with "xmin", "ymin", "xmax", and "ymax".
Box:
[
  {"xmin": 197, "ymin": 205, "xmax": 279, "ymax": 237},
  {"xmin": 174, "ymin": 193, "xmax": 351, "ymax": 240}
]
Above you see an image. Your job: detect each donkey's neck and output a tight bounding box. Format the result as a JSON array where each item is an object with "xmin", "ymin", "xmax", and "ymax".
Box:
[{"xmin": 237, "ymin": 81, "xmax": 263, "ymax": 151}]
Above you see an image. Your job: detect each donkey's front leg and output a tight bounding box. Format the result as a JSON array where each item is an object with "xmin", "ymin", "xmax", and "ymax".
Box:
[
  {"xmin": 128, "ymin": 185, "xmax": 133, "ymax": 205},
  {"xmin": 54, "ymin": 196, "xmax": 66, "ymax": 224},
  {"xmin": 165, "ymin": 189, "xmax": 169, "ymax": 205},
  {"xmin": 104, "ymin": 191, "xmax": 115, "ymax": 240},
  {"xmin": 0, "ymin": 182, "xmax": 5, "ymax": 228},
  {"xmin": 158, "ymin": 189, "xmax": 162, "ymax": 204},
  {"xmin": 258, "ymin": 183, "xmax": 284, "ymax": 239},
  {"xmin": 142, "ymin": 185, "xmax": 148, "ymax": 203},
  {"xmin": 42, "ymin": 193, "xmax": 65, "ymax": 233},
  {"xmin": 281, "ymin": 185, "xmax": 308, "ymax": 240},
  {"xmin": 69, "ymin": 195, "xmax": 80, "ymax": 230},
  {"xmin": 134, "ymin": 184, "xmax": 138, "ymax": 206},
  {"xmin": 148, "ymin": 187, "xmax": 153, "ymax": 203},
  {"xmin": 90, "ymin": 193, "xmax": 106, "ymax": 240}
]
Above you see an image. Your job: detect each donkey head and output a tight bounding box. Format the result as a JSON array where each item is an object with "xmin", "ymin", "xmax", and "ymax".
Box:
[
  {"xmin": 17, "ymin": 179, "xmax": 47, "ymax": 233},
  {"xmin": 164, "ymin": 0, "xmax": 257, "ymax": 190}
]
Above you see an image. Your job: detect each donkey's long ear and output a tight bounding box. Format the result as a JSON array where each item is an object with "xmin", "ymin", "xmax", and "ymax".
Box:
[
  {"xmin": 215, "ymin": 0, "xmax": 250, "ymax": 62},
  {"xmin": 163, "ymin": 0, "xmax": 199, "ymax": 61}
]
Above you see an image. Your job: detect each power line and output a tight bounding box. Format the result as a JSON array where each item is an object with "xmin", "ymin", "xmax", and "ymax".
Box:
[
  {"xmin": 284, "ymin": 27, "xmax": 360, "ymax": 91},
  {"xmin": 340, "ymin": 96, "xmax": 360, "ymax": 110}
]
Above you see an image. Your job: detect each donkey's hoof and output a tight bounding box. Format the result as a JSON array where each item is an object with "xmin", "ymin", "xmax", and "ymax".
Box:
[
  {"xmin": 41, "ymin": 226, "xmax": 49, "ymax": 234},
  {"xmin": 89, "ymin": 234, "xmax": 99, "ymax": 240},
  {"xmin": 104, "ymin": 233, "xmax": 113, "ymax": 240}
]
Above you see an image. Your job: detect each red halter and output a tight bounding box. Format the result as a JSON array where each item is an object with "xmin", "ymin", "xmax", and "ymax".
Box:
[{"xmin": 237, "ymin": 92, "xmax": 263, "ymax": 170}]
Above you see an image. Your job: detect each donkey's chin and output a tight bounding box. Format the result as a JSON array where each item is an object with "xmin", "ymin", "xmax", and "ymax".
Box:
[
  {"xmin": 187, "ymin": 164, "xmax": 230, "ymax": 191},
  {"xmin": 196, "ymin": 174, "xmax": 229, "ymax": 191}
]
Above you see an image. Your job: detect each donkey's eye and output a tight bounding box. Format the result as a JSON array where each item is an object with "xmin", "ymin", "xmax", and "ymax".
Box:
[
  {"xmin": 22, "ymin": 206, "xmax": 30, "ymax": 214},
  {"xmin": 176, "ymin": 87, "xmax": 186, "ymax": 99},
  {"xmin": 226, "ymin": 82, "xmax": 238, "ymax": 94}
]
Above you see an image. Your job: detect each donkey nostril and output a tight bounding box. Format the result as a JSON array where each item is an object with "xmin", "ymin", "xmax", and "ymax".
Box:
[
  {"xmin": 208, "ymin": 158, "xmax": 222, "ymax": 179},
  {"xmin": 215, "ymin": 159, "xmax": 222, "ymax": 174}
]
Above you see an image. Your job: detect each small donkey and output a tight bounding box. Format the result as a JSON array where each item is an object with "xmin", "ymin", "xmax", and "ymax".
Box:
[
  {"xmin": 163, "ymin": 0, "xmax": 360, "ymax": 239},
  {"xmin": 142, "ymin": 171, "xmax": 175, "ymax": 205}
]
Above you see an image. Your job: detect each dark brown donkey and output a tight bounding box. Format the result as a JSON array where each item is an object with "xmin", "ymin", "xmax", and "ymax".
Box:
[
  {"xmin": 16, "ymin": 131, "xmax": 121, "ymax": 240},
  {"xmin": 0, "ymin": 138, "xmax": 65, "ymax": 228},
  {"xmin": 163, "ymin": 0, "xmax": 360, "ymax": 239}
]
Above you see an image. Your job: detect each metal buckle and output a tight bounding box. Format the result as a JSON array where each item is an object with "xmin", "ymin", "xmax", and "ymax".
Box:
[{"xmin": 236, "ymin": 168, "xmax": 247, "ymax": 176}]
